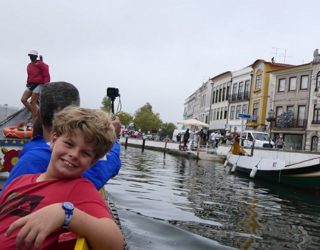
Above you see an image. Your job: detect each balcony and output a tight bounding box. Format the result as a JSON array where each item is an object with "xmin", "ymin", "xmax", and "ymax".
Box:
[
  {"xmin": 228, "ymin": 91, "xmax": 250, "ymax": 103},
  {"xmin": 274, "ymin": 118, "xmax": 307, "ymax": 129},
  {"xmin": 312, "ymin": 120, "xmax": 320, "ymax": 124}
]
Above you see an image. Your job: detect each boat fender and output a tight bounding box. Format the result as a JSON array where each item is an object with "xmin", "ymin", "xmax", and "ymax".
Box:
[
  {"xmin": 250, "ymin": 165, "xmax": 258, "ymax": 178},
  {"xmin": 231, "ymin": 163, "xmax": 237, "ymax": 173}
]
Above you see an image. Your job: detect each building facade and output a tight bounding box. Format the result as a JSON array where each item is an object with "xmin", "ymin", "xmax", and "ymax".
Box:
[
  {"xmin": 246, "ymin": 60, "xmax": 292, "ymax": 130},
  {"xmin": 209, "ymin": 71, "xmax": 231, "ymax": 132},
  {"xmin": 227, "ymin": 66, "xmax": 252, "ymax": 134},
  {"xmin": 270, "ymin": 63, "xmax": 312, "ymax": 150}
]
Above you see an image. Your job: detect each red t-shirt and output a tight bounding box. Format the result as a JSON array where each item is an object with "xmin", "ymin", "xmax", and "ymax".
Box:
[
  {"xmin": 0, "ymin": 174, "xmax": 112, "ymax": 249},
  {"xmin": 27, "ymin": 60, "xmax": 50, "ymax": 84}
]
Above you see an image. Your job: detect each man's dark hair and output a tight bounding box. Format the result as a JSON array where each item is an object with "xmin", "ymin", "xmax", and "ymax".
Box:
[{"xmin": 40, "ymin": 81, "xmax": 80, "ymax": 128}]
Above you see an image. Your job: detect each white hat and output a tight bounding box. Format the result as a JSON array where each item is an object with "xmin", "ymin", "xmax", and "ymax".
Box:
[{"xmin": 28, "ymin": 50, "xmax": 38, "ymax": 56}]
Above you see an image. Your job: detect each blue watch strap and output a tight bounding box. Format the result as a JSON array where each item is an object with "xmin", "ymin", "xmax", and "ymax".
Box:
[{"xmin": 62, "ymin": 202, "xmax": 74, "ymax": 228}]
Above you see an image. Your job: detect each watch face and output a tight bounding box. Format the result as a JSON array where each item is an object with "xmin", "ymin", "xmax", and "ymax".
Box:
[{"xmin": 63, "ymin": 202, "xmax": 74, "ymax": 210}]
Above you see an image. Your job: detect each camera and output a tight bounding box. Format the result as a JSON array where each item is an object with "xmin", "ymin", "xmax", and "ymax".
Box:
[{"xmin": 107, "ymin": 87, "xmax": 120, "ymax": 100}]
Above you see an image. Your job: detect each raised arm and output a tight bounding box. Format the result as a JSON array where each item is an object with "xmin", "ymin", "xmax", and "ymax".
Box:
[{"xmin": 83, "ymin": 140, "xmax": 121, "ymax": 189}]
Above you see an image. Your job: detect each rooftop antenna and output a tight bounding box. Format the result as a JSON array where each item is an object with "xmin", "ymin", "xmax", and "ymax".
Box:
[{"xmin": 272, "ymin": 47, "xmax": 290, "ymax": 63}]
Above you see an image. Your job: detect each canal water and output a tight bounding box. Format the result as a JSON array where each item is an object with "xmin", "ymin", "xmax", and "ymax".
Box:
[{"xmin": 106, "ymin": 146, "xmax": 320, "ymax": 250}]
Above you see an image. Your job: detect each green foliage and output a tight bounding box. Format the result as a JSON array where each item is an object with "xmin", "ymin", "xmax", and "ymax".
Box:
[
  {"xmin": 118, "ymin": 111, "xmax": 133, "ymax": 127},
  {"xmin": 101, "ymin": 96, "xmax": 112, "ymax": 112},
  {"xmin": 134, "ymin": 103, "xmax": 162, "ymax": 133},
  {"xmin": 159, "ymin": 122, "xmax": 176, "ymax": 139}
]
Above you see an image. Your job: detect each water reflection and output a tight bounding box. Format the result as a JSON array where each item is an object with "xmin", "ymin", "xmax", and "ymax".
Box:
[{"xmin": 106, "ymin": 147, "xmax": 320, "ymax": 250}]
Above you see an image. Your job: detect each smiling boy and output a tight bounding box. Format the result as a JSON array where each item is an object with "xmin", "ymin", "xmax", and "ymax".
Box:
[{"xmin": 0, "ymin": 106, "xmax": 124, "ymax": 250}]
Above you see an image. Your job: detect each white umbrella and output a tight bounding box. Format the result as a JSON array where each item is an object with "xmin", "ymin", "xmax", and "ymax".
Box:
[{"xmin": 177, "ymin": 118, "xmax": 209, "ymax": 128}]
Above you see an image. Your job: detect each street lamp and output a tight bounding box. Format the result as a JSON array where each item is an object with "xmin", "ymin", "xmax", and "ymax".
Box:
[{"xmin": 266, "ymin": 109, "xmax": 276, "ymax": 147}]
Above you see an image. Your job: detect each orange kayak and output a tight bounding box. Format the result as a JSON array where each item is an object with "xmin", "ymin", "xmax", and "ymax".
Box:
[{"xmin": 2, "ymin": 126, "xmax": 33, "ymax": 139}]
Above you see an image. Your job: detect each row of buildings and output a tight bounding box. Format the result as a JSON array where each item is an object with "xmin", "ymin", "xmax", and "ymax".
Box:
[{"xmin": 183, "ymin": 49, "xmax": 320, "ymax": 151}]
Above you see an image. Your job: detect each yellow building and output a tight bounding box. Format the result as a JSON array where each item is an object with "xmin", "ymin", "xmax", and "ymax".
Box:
[{"xmin": 246, "ymin": 59, "xmax": 292, "ymax": 129}]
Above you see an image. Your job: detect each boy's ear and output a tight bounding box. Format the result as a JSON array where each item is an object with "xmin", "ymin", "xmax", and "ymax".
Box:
[{"xmin": 50, "ymin": 132, "xmax": 57, "ymax": 150}]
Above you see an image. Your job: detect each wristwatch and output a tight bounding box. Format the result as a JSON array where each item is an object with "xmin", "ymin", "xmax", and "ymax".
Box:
[{"xmin": 62, "ymin": 202, "xmax": 74, "ymax": 228}]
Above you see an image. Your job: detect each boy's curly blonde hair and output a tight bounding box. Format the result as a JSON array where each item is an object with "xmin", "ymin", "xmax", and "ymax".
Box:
[{"xmin": 52, "ymin": 106, "xmax": 116, "ymax": 159}]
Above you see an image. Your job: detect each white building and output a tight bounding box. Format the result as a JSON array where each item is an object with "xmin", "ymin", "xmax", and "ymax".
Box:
[
  {"xmin": 209, "ymin": 71, "xmax": 232, "ymax": 132},
  {"xmin": 227, "ymin": 66, "xmax": 252, "ymax": 134}
]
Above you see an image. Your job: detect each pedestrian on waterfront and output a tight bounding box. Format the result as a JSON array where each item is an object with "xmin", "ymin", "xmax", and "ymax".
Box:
[
  {"xmin": 2, "ymin": 81, "xmax": 121, "ymax": 191},
  {"xmin": 210, "ymin": 131, "xmax": 217, "ymax": 148},
  {"xmin": 0, "ymin": 106, "xmax": 124, "ymax": 250},
  {"xmin": 21, "ymin": 50, "xmax": 50, "ymax": 121},
  {"xmin": 177, "ymin": 133, "xmax": 182, "ymax": 144},
  {"xmin": 275, "ymin": 136, "xmax": 284, "ymax": 149},
  {"xmin": 183, "ymin": 128, "xmax": 190, "ymax": 148}
]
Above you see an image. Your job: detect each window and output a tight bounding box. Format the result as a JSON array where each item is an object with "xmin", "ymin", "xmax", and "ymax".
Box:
[
  {"xmin": 235, "ymin": 105, "xmax": 241, "ymax": 119},
  {"xmin": 289, "ymin": 77, "xmax": 297, "ymax": 91},
  {"xmin": 311, "ymin": 136, "xmax": 318, "ymax": 152},
  {"xmin": 233, "ymin": 83, "xmax": 237, "ymax": 95},
  {"xmin": 213, "ymin": 109, "xmax": 216, "ymax": 120},
  {"xmin": 313, "ymin": 104, "xmax": 320, "ymax": 124},
  {"xmin": 278, "ymin": 79, "xmax": 285, "ymax": 92},
  {"xmin": 276, "ymin": 106, "xmax": 283, "ymax": 117},
  {"xmin": 226, "ymin": 86, "xmax": 230, "ymax": 100},
  {"xmin": 300, "ymin": 75, "xmax": 308, "ymax": 90},
  {"xmin": 212, "ymin": 90, "xmax": 215, "ymax": 104},
  {"xmin": 220, "ymin": 109, "xmax": 223, "ymax": 119},
  {"xmin": 298, "ymin": 105, "xmax": 305, "ymax": 127},
  {"xmin": 224, "ymin": 107, "xmax": 228, "ymax": 119},
  {"xmin": 216, "ymin": 108, "xmax": 219, "ymax": 120},
  {"xmin": 244, "ymin": 80, "xmax": 250, "ymax": 99},
  {"xmin": 219, "ymin": 88, "xmax": 222, "ymax": 102},
  {"xmin": 238, "ymin": 82, "xmax": 244, "ymax": 99},
  {"xmin": 222, "ymin": 87, "xmax": 225, "ymax": 101},
  {"xmin": 230, "ymin": 106, "xmax": 235, "ymax": 120},
  {"xmin": 253, "ymin": 102, "xmax": 259, "ymax": 120},
  {"xmin": 215, "ymin": 90, "xmax": 219, "ymax": 103},
  {"xmin": 242, "ymin": 104, "xmax": 248, "ymax": 114},
  {"xmin": 255, "ymin": 74, "xmax": 262, "ymax": 89},
  {"xmin": 287, "ymin": 106, "xmax": 294, "ymax": 112}
]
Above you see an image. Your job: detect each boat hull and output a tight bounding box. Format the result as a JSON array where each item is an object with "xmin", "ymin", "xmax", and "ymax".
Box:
[{"xmin": 226, "ymin": 153, "xmax": 320, "ymax": 189}]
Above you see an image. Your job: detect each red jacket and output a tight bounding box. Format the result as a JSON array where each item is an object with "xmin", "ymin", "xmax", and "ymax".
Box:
[{"xmin": 27, "ymin": 60, "xmax": 50, "ymax": 84}]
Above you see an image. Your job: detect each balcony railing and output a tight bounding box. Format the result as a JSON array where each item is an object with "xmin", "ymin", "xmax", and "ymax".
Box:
[
  {"xmin": 312, "ymin": 119, "xmax": 320, "ymax": 124},
  {"xmin": 274, "ymin": 118, "xmax": 307, "ymax": 129},
  {"xmin": 228, "ymin": 91, "xmax": 250, "ymax": 103}
]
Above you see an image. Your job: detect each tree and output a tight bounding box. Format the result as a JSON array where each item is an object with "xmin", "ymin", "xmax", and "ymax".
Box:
[
  {"xmin": 133, "ymin": 103, "xmax": 162, "ymax": 133},
  {"xmin": 118, "ymin": 112, "xmax": 133, "ymax": 127},
  {"xmin": 101, "ymin": 96, "xmax": 112, "ymax": 112},
  {"xmin": 159, "ymin": 122, "xmax": 176, "ymax": 139}
]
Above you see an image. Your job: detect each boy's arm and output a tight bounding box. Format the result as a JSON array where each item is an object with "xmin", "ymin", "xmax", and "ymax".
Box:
[
  {"xmin": 82, "ymin": 140, "xmax": 121, "ymax": 189},
  {"xmin": 6, "ymin": 203, "xmax": 124, "ymax": 250}
]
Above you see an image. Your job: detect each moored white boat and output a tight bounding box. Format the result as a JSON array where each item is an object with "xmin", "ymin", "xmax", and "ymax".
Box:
[{"xmin": 218, "ymin": 145, "xmax": 320, "ymax": 189}]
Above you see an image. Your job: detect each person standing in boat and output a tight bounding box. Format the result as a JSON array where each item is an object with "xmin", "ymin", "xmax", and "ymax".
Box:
[{"xmin": 21, "ymin": 50, "xmax": 50, "ymax": 121}]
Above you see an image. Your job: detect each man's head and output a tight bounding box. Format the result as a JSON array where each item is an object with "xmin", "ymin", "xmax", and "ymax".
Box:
[
  {"xmin": 39, "ymin": 81, "xmax": 80, "ymax": 129},
  {"xmin": 28, "ymin": 50, "xmax": 38, "ymax": 62},
  {"xmin": 52, "ymin": 106, "xmax": 116, "ymax": 160}
]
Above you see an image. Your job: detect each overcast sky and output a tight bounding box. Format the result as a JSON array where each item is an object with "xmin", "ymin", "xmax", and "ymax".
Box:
[{"xmin": 1, "ymin": 0, "xmax": 319, "ymax": 123}]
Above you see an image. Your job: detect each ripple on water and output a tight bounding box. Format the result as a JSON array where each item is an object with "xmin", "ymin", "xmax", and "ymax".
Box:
[{"xmin": 107, "ymin": 147, "xmax": 320, "ymax": 250}]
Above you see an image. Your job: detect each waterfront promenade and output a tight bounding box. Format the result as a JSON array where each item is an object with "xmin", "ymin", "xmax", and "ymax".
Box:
[{"xmin": 119, "ymin": 137, "xmax": 225, "ymax": 162}]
